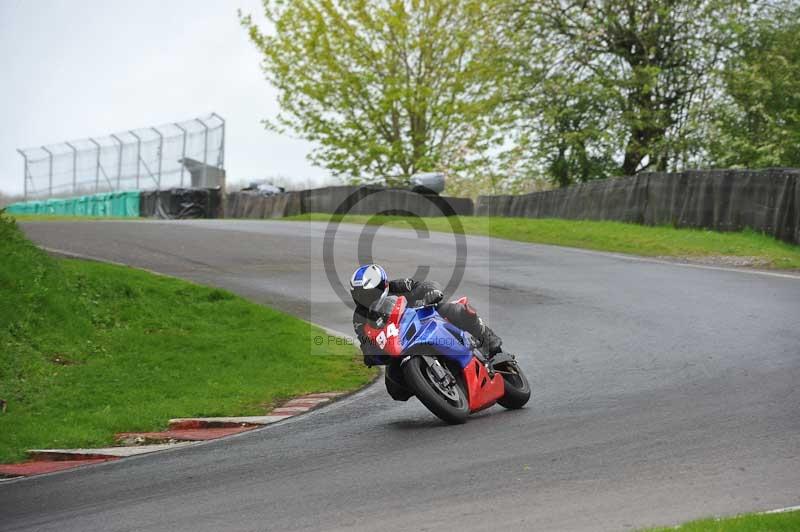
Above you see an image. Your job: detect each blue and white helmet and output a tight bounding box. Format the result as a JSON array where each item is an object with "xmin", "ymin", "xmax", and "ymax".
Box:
[{"xmin": 349, "ymin": 264, "xmax": 388, "ymax": 308}]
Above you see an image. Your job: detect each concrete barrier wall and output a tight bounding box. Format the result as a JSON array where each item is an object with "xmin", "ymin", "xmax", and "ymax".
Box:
[
  {"xmin": 476, "ymin": 169, "xmax": 800, "ymax": 244},
  {"xmin": 225, "ymin": 186, "xmax": 474, "ymax": 219}
]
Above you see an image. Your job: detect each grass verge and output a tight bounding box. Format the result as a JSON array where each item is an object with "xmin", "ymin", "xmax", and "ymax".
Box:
[
  {"xmin": 0, "ymin": 213, "xmax": 375, "ymax": 464},
  {"xmin": 643, "ymin": 508, "xmax": 800, "ymax": 531},
  {"xmin": 288, "ymin": 214, "xmax": 800, "ymax": 270}
]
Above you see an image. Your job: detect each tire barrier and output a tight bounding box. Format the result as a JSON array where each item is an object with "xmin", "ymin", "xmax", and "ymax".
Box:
[
  {"xmin": 5, "ymin": 191, "xmax": 141, "ymax": 217},
  {"xmin": 139, "ymin": 188, "xmax": 223, "ymax": 219},
  {"xmin": 225, "ymin": 185, "xmax": 474, "ymax": 219},
  {"xmin": 476, "ymin": 169, "xmax": 800, "ymax": 244}
]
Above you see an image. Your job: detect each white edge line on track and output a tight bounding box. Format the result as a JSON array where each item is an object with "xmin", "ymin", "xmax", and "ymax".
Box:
[
  {"xmin": 558, "ymin": 245, "xmax": 800, "ymax": 280},
  {"xmin": 0, "ymin": 244, "xmax": 381, "ymax": 486},
  {"xmin": 763, "ymin": 505, "xmax": 800, "ymax": 514}
]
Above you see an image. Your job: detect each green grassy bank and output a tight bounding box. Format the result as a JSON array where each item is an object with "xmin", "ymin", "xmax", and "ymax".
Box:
[
  {"xmin": 644, "ymin": 508, "xmax": 800, "ymax": 531},
  {"xmin": 0, "ymin": 213, "xmax": 375, "ymax": 463},
  {"xmin": 289, "ymin": 214, "xmax": 800, "ymax": 270}
]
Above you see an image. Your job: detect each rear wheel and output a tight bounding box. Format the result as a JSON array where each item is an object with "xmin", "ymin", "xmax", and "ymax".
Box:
[
  {"xmin": 403, "ymin": 355, "xmax": 469, "ymax": 424},
  {"xmin": 495, "ymin": 360, "xmax": 531, "ymax": 409}
]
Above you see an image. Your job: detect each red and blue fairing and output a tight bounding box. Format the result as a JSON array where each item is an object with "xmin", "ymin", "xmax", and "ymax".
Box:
[
  {"xmin": 362, "ymin": 295, "xmax": 504, "ymax": 412},
  {"xmin": 398, "ymin": 304, "xmax": 476, "ymax": 368},
  {"xmin": 363, "ymin": 295, "xmax": 473, "ymax": 367}
]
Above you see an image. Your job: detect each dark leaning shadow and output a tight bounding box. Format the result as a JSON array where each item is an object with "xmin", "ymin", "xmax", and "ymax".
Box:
[
  {"xmin": 385, "ymin": 416, "xmax": 447, "ymax": 431},
  {"xmin": 385, "ymin": 404, "xmax": 529, "ymax": 431}
]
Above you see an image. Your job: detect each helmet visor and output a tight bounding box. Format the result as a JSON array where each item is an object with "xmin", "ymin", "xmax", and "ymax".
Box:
[{"xmin": 352, "ymin": 285, "xmax": 387, "ymax": 308}]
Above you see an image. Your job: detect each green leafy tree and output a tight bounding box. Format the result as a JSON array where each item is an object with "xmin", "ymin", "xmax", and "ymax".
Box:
[
  {"xmin": 503, "ymin": 0, "xmax": 746, "ymax": 186},
  {"xmin": 517, "ymin": 75, "xmax": 622, "ymax": 188},
  {"xmin": 709, "ymin": 1, "xmax": 800, "ymax": 167},
  {"xmin": 241, "ymin": 0, "xmax": 504, "ymax": 186}
]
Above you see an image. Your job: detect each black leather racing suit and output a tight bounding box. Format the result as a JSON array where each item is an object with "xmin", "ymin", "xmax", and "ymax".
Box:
[{"xmin": 352, "ymin": 278, "xmax": 490, "ymax": 367}]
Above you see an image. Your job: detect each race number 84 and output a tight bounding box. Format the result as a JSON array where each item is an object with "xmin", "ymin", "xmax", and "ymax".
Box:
[{"xmin": 376, "ymin": 323, "xmax": 399, "ymax": 349}]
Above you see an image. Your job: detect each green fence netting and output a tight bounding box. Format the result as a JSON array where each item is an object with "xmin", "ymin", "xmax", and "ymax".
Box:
[{"xmin": 5, "ymin": 191, "xmax": 141, "ymax": 218}]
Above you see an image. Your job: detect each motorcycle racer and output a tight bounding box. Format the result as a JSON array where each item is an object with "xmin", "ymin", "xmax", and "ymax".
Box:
[{"xmin": 349, "ymin": 264, "xmax": 503, "ymax": 367}]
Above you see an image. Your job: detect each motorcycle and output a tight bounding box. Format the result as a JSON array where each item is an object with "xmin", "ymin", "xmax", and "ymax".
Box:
[{"xmin": 361, "ymin": 294, "xmax": 531, "ymax": 424}]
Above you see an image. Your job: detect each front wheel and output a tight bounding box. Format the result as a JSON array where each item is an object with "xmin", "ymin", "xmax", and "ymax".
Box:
[
  {"xmin": 495, "ymin": 360, "xmax": 531, "ymax": 409},
  {"xmin": 403, "ymin": 355, "xmax": 469, "ymax": 424}
]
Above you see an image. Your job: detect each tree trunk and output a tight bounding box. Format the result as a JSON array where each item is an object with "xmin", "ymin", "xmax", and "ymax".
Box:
[{"xmin": 622, "ymin": 137, "xmax": 644, "ymax": 176}]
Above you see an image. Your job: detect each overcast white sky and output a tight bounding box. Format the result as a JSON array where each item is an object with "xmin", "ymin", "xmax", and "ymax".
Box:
[{"xmin": 0, "ymin": 0, "xmax": 327, "ymax": 196}]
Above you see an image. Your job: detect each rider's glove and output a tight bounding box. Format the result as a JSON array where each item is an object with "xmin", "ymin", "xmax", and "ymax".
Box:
[{"xmin": 423, "ymin": 289, "xmax": 444, "ymax": 306}]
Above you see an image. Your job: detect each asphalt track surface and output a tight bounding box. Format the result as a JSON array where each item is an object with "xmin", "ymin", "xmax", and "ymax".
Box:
[{"xmin": 3, "ymin": 219, "xmax": 799, "ymax": 532}]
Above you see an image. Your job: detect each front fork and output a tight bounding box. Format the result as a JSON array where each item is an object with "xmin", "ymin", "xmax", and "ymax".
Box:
[
  {"xmin": 423, "ymin": 355, "xmax": 457, "ymax": 387},
  {"xmin": 402, "ymin": 355, "xmax": 455, "ymax": 386}
]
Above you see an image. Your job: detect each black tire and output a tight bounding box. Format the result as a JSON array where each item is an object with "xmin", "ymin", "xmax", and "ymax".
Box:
[
  {"xmin": 403, "ymin": 356, "xmax": 469, "ymax": 424},
  {"xmin": 496, "ymin": 360, "xmax": 531, "ymax": 409},
  {"xmin": 384, "ymin": 372, "xmax": 412, "ymax": 402}
]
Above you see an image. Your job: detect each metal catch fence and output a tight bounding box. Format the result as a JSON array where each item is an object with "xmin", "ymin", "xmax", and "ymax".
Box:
[{"xmin": 17, "ymin": 113, "xmax": 225, "ymax": 200}]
